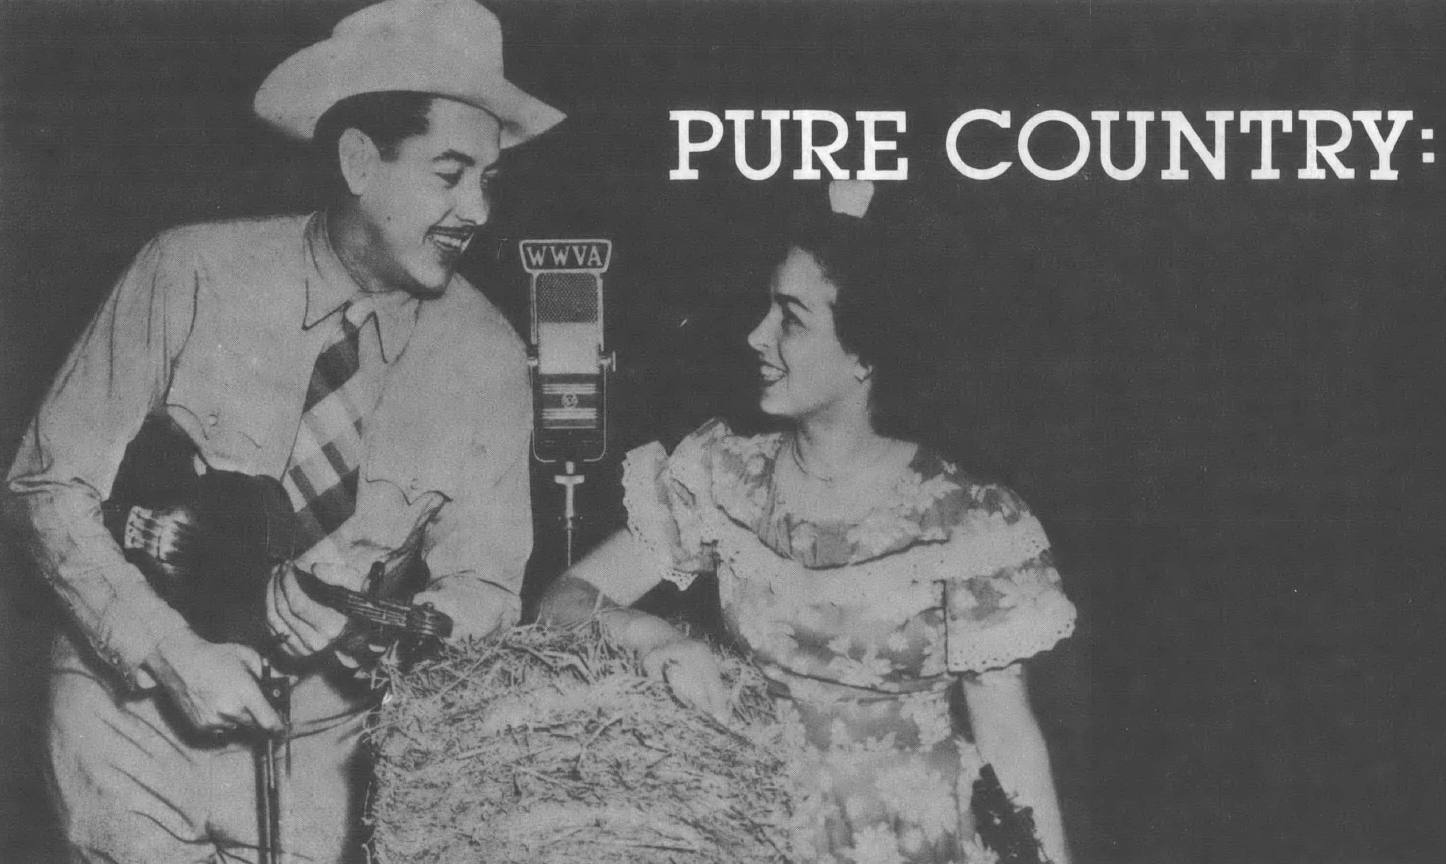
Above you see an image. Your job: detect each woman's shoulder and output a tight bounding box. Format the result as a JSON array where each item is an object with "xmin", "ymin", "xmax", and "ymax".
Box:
[
  {"xmin": 665, "ymin": 417, "xmax": 785, "ymax": 490},
  {"xmin": 625, "ymin": 417, "xmax": 781, "ymax": 482},
  {"xmin": 899, "ymin": 448, "xmax": 1036, "ymax": 535},
  {"xmin": 672, "ymin": 417, "xmax": 783, "ymax": 460},
  {"xmin": 618, "ymin": 417, "xmax": 786, "ymax": 531},
  {"xmin": 896, "ymin": 451, "xmax": 1056, "ymax": 584}
]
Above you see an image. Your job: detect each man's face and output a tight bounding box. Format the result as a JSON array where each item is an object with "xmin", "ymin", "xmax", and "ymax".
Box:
[{"xmin": 351, "ymin": 98, "xmax": 502, "ymax": 297}]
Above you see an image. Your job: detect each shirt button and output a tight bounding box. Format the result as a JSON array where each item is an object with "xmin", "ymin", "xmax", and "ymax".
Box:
[{"xmin": 206, "ymin": 413, "xmax": 219, "ymax": 426}]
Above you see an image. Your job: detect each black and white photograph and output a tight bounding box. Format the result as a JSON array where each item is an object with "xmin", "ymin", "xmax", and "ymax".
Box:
[{"xmin": 1, "ymin": 1, "xmax": 1442, "ymax": 862}]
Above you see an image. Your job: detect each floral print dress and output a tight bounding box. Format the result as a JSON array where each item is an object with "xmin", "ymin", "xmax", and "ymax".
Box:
[{"xmin": 623, "ymin": 419, "xmax": 1077, "ymax": 864}]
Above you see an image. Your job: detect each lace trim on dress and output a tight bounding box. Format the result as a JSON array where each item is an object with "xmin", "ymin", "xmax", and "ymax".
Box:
[
  {"xmin": 621, "ymin": 441, "xmax": 699, "ymax": 591},
  {"xmin": 940, "ymin": 513, "xmax": 1075, "ymax": 672},
  {"xmin": 945, "ymin": 588, "xmax": 1077, "ymax": 674},
  {"xmin": 698, "ymin": 421, "xmax": 1054, "ymax": 573},
  {"xmin": 710, "ymin": 504, "xmax": 1075, "ymax": 674},
  {"xmin": 708, "ymin": 429, "xmax": 986, "ymax": 569},
  {"xmin": 713, "ymin": 505, "xmax": 1053, "ymax": 595},
  {"xmin": 664, "ymin": 422, "xmax": 726, "ymax": 557}
]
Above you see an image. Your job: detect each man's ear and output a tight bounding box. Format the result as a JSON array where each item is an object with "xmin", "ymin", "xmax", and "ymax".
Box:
[{"xmin": 337, "ymin": 128, "xmax": 379, "ymax": 196}]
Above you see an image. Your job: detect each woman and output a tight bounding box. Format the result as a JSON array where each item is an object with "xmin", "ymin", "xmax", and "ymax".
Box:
[{"xmin": 539, "ymin": 180, "xmax": 1076, "ymax": 864}]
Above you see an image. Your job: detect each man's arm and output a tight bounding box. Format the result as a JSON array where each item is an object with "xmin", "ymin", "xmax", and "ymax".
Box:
[
  {"xmin": 4, "ymin": 232, "xmax": 281, "ymax": 732},
  {"xmin": 5, "ymin": 235, "xmax": 196, "ymax": 686},
  {"xmin": 413, "ymin": 439, "xmax": 533, "ymax": 640},
  {"xmin": 408, "ymin": 339, "xmax": 535, "ymax": 642}
]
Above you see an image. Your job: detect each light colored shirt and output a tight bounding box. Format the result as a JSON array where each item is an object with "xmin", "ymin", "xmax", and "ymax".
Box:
[{"xmin": 6, "ymin": 212, "xmax": 533, "ymax": 691}]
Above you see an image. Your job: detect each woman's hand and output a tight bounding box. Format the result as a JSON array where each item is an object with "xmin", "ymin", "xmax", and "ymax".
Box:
[
  {"xmin": 536, "ymin": 540, "xmax": 728, "ymax": 721},
  {"xmin": 641, "ymin": 638, "xmax": 729, "ymax": 722}
]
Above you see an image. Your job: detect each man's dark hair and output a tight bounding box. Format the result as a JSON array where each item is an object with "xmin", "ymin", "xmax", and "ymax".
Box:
[{"xmin": 312, "ymin": 91, "xmax": 437, "ymax": 200}]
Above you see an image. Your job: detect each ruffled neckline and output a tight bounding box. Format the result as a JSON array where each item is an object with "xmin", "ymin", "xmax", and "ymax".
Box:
[{"xmin": 697, "ymin": 422, "xmax": 982, "ymax": 569}]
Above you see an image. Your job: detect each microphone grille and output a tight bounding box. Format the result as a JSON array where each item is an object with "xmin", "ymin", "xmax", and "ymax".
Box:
[{"xmin": 535, "ymin": 272, "xmax": 599, "ymax": 324}]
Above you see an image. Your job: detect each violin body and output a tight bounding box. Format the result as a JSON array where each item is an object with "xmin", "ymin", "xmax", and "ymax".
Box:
[{"xmin": 102, "ymin": 416, "xmax": 450, "ymax": 658}]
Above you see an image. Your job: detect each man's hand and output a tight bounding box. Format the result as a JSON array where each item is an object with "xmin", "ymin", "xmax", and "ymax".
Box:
[
  {"xmin": 641, "ymin": 638, "xmax": 729, "ymax": 722},
  {"xmin": 267, "ymin": 562, "xmax": 362, "ymax": 658},
  {"xmin": 143, "ymin": 629, "xmax": 283, "ymax": 735}
]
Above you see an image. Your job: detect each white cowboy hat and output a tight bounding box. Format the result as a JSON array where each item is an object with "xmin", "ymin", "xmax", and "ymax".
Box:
[{"xmin": 254, "ymin": 0, "xmax": 565, "ymax": 147}]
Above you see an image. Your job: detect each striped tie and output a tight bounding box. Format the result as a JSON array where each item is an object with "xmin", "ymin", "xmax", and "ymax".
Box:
[{"xmin": 283, "ymin": 300, "xmax": 373, "ymax": 560}]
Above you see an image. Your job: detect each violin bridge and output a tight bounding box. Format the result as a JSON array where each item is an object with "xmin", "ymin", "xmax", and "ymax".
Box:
[{"xmin": 121, "ymin": 506, "xmax": 160, "ymax": 557}]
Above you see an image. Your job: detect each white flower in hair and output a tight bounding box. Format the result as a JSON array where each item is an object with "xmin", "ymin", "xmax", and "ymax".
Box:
[{"xmin": 828, "ymin": 179, "xmax": 875, "ymax": 218}]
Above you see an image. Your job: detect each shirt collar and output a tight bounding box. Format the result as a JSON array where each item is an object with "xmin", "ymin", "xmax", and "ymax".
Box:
[{"xmin": 302, "ymin": 211, "xmax": 419, "ymax": 363}]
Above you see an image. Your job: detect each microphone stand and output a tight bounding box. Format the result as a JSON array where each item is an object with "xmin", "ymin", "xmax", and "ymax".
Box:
[
  {"xmin": 534, "ymin": 349, "xmax": 614, "ymax": 569},
  {"xmin": 554, "ymin": 462, "xmax": 585, "ymax": 567},
  {"xmin": 256, "ymin": 661, "xmax": 291, "ymax": 864}
]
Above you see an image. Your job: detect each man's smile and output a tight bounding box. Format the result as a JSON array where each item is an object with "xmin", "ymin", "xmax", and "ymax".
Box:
[{"xmin": 427, "ymin": 227, "xmax": 474, "ymax": 257}]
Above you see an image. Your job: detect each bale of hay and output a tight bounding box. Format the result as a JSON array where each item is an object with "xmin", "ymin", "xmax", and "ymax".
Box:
[{"xmin": 366, "ymin": 622, "xmax": 804, "ymax": 864}]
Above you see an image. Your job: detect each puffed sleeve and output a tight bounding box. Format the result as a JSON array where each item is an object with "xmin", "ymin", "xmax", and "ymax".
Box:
[
  {"xmin": 940, "ymin": 485, "xmax": 1077, "ymax": 674},
  {"xmin": 620, "ymin": 419, "xmax": 728, "ymax": 590}
]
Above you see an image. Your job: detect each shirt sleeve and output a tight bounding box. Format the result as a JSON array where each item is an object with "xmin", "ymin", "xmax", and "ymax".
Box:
[
  {"xmin": 619, "ymin": 419, "xmax": 726, "ymax": 591},
  {"xmin": 411, "ymin": 345, "xmax": 534, "ymax": 642},
  {"xmin": 4, "ymin": 233, "xmax": 198, "ymax": 689},
  {"xmin": 940, "ymin": 485, "xmax": 1077, "ymax": 674}
]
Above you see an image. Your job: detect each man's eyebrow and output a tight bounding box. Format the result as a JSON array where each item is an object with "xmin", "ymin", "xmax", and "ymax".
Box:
[{"xmin": 433, "ymin": 150, "xmax": 476, "ymax": 167}]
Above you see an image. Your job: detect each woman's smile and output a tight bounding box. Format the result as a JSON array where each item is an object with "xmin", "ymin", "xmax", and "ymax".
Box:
[{"xmin": 747, "ymin": 247, "xmax": 869, "ymax": 422}]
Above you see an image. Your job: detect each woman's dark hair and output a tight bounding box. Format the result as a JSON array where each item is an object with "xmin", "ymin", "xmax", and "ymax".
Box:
[
  {"xmin": 312, "ymin": 91, "xmax": 437, "ymax": 200},
  {"xmin": 779, "ymin": 190, "xmax": 981, "ymax": 450}
]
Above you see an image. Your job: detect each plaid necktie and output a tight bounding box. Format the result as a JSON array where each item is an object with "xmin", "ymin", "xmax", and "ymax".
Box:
[{"xmin": 283, "ymin": 300, "xmax": 374, "ymax": 560}]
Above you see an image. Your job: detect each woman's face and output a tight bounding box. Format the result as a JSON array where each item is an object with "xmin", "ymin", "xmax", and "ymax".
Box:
[{"xmin": 746, "ymin": 247, "xmax": 871, "ymax": 423}]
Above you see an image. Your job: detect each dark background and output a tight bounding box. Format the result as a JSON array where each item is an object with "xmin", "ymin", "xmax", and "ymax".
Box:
[{"xmin": 3, "ymin": 1, "xmax": 1444, "ymax": 862}]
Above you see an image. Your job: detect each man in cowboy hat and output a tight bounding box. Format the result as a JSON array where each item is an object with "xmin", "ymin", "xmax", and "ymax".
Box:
[{"xmin": 5, "ymin": 1, "xmax": 563, "ymax": 861}]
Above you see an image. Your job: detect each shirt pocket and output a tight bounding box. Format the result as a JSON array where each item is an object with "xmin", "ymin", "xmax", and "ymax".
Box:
[
  {"xmin": 165, "ymin": 342, "xmax": 284, "ymax": 471},
  {"xmin": 361, "ymin": 408, "xmax": 467, "ymax": 505}
]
